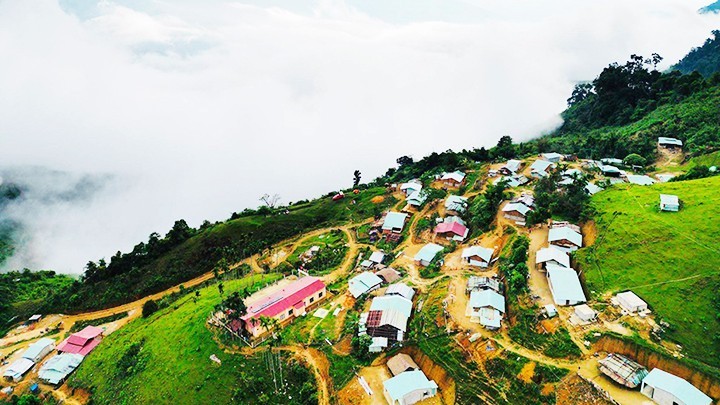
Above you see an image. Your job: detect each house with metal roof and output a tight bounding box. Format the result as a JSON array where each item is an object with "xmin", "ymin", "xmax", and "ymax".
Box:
[
  {"xmin": 535, "ymin": 246, "xmax": 570, "ymax": 270},
  {"xmin": 601, "ymin": 158, "xmax": 624, "ymax": 165},
  {"xmin": 348, "ymin": 272, "xmax": 384, "ymax": 298},
  {"xmin": 495, "ymin": 174, "xmax": 530, "ymax": 188},
  {"xmin": 57, "ymin": 326, "xmax": 103, "ymax": 356},
  {"xmin": 383, "ymin": 370, "xmax": 438, "ymax": 405},
  {"xmin": 502, "ymin": 202, "xmax": 532, "ymax": 224},
  {"xmin": 385, "ymin": 283, "xmax": 415, "ymax": 301},
  {"xmin": 434, "ymin": 220, "xmax": 468, "ymax": 241},
  {"xmin": 660, "ymin": 194, "xmax": 679, "ymax": 212},
  {"xmin": 38, "ymin": 353, "xmax": 84, "ymax": 386},
  {"xmin": 574, "ymin": 304, "xmax": 597, "ymax": 322},
  {"xmin": 414, "ymin": 243, "xmax": 444, "ymax": 267},
  {"xmin": 363, "ymin": 295, "xmax": 414, "ymax": 345},
  {"xmin": 599, "ymin": 164, "xmax": 622, "ymax": 177},
  {"xmin": 369, "ymin": 251, "xmax": 386, "ymax": 264},
  {"xmin": 529, "ymin": 160, "xmax": 556, "ymax": 178},
  {"xmin": 500, "ymin": 159, "xmax": 523, "ymax": 175},
  {"xmin": 598, "ymin": 353, "xmax": 648, "ymax": 388},
  {"xmin": 399, "ymin": 182, "xmax": 422, "ymax": 196},
  {"xmin": 23, "ymin": 337, "xmax": 55, "ymax": 363},
  {"xmin": 445, "ymin": 195, "xmax": 468, "ymax": 214},
  {"xmin": 548, "ymin": 227, "xmax": 582, "ymax": 252},
  {"xmin": 616, "ymin": 291, "xmax": 648, "ymax": 314},
  {"xmin": 541, "ymin": 152, "xmax": 564, "ymax": 163},
  {"xmin": 406, "ymin": 190, "xmax": 428, "ymax": 207},
  {"xmin": 462, "ymin": 246, "xmax": 494, "ymax": 268},
  {"xmin": 440, "ymin": 171, "xmax": 466, "ymax": 188},
  {"xmin": 585, "ymin": 182, "xmax": 603, "ymax": 195},
  {"xmin": 238, "ymin": 276, "xmax": 327, "ymax": 337},
  {"xmin": 369, "ymin": 337, "xmax": 388, "ymax": 353},
  {"xmin": 546, "ymin": 266, "xmax": 586, "ymax": 306},
  {"xmin": 641, "ymin": 368, "xmax": 711, "ymax": 405},
  {"xmin": 386, "ymin": 353, "xmax": 419, "ymax": 376},
  {"xmin": 658, "ymin": 137, "xmax": 683, "ymax": 148},
  {"xmin": 376, "ymin": 267, "xmax": 401, "ymax": 284},
  {"xmin": 627, "ymin": 175, "xmax": 656, "ymax": 186},
  {"xmin": 382, "ymin": 212, "xmax": 409, "ymax": 234},
  {"xmin": 466, "ymin": 289, "xmax": 505, "ymax": 330},
  {"xmin": 3, "ymin": 358, "xmax": 35, "ymax": 382}
]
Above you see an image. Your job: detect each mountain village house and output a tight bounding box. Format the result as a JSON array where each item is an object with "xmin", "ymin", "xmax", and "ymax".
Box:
[
  {"xmin": 383, "ymin": 369, "xmax": 438, "ymax": 405},
  {"xmin": 444, "ymin": 195, "xmax": 468, "ymax": 215},
  {"xmin": 440, "ymin": 171, "xmax": 466, "ymax": 188},
  {"xmin": 237, "ymin": 276, "xmax": 327, "ymax": 338},
  {"xmin": 414, "ymin": 243, "xmax": 444, "ymax": 267},
  {"xmin": 57, "ymin": 326, "xmax": 103, "ymax": 356},
  {"xmin": 548, "ymin": 224, "xmax": 582, "ymax": 252},
  {"xmin": 348, "ymin": 272, "xmax": 384, "ymax": 298},
  {"xmin": 541, "ymin": 152, "xmax": 564, "ymax": 163},
  {"xmin": 499, "ymin": 159, "xmax": 523, "ymax": 175},
  {"xmin": 433, "ymin": 220, "xmax": 468, "ymax": 241},
  {"xmin": 546, "ymin": 265, "xmax": 586, "ymax": 306},
  {"xmin": 529, "ymin": 160, "xmax": 556, "ymax": 178},
  {"xmin": 657, "ymin": 137, "xmax": 683, "ymax": 149},
  {"xmin": 462, "ymin": 246, "xmax": 494, "ymax": 268},
  {"xmin": 502, "ymin": 202, "xmax": 532, "ymax": 225},
  {"xmin": 641, "ymin": 368, "xmax": 711, "ymax": 405},
  {"xmin": 660, "ymin": 194, "xmax": 680, "ymax": 212},
  {"xmin": 535, "ymin": 246, "xmax": 570, "ymax": 270},
  {"xmin": 361, "ymin": 294, "xmax": 413, "ymax": 347},
  {"xmin": 399, "ymin": 181, "xmax": 422, "ymax": 196}
]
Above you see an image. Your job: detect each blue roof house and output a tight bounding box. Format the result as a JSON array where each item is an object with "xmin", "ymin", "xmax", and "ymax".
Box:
[
  {"xmin": 413, "ymin": 243, "xmax": 444, "ymax": 267},
  {"xmin": 641, "ymin": 368, "xmax": 711, "ymax": 405},
  {"xmin": 383, "ymin": 370, "xmax": 438, "ymax": 405}
]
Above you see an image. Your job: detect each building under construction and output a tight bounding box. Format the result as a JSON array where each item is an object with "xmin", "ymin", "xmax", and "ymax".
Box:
[{"xmin": 597, "ymin": 353, "xmax": 649, "ymax": 388}]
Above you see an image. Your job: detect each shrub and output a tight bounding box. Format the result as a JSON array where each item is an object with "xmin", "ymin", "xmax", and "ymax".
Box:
[{"xmin": 142, "ymin": 299, "xmax": 159, "ymax": 318}]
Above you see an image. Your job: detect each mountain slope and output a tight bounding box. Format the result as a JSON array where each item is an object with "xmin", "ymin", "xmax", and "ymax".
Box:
[{"xmin": 673, "ymin": 30, "xmax": 720, "ymax": 77}]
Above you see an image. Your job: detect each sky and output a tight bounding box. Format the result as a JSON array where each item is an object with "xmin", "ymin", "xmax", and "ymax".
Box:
[{"xmin": 0, "ymin": 0, "xmax": 718, "ymax": 273}]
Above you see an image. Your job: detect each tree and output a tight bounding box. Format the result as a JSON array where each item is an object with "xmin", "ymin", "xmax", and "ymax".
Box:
[
  {"xmin": 142, "ymin": 299, "xmax": 158, "ymax": 318},
  {"xmin": 218, "ymin": 282, "xmax": 225, "ymax": 297},
  {"xmin": 259, "ymin": 193, "xmax": 281, "ymax": 208},
  {"xmin": 567, "ymin": 83, "xmax": 594, "ymax": 106},
  {"xmin": 623, "ymin": 153, "xmax": 647, "ymax": 167},
  {"xmin": 353, "ymin": 170, "xmax": 362, "ymax": 188},
  {"xmin": 396, "ymin": 156, "xmax": 413, "ymax": 167},
  {"xmin": 494, "ymin": 135, "xmax": 516, "ymax": 159},
  {"xmin": 222, "ymin": 291, "xmax": 248, "ymax": 320}
]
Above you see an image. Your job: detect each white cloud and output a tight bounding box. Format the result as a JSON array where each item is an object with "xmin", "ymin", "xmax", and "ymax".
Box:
[{"xmin": 0, "ymin": 0, "xmax": 717, "ymax": 272}]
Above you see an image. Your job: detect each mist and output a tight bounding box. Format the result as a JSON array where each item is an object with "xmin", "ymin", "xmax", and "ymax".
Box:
[{"xmin": 0, "ymin": 0, "xmax": 717, "ymax": 273}]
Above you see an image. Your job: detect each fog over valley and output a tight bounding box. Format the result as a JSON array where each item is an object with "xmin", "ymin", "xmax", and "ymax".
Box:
[{"xmin": 0, "ymin": 0, "xmax": 718, "ymax": 273}]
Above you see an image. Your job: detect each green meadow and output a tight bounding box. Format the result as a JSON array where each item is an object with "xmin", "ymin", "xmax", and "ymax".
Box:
[
  {"xmin": 576, "ymin": 176, "xmax": 720, "ymax": 367},
  {"xmin": 68, "ymin": 274, "xmax": 318, "ymax": 405}
]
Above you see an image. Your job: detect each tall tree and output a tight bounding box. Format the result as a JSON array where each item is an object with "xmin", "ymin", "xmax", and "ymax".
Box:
[{"xmin": 353, "ymin": 170, "xmax": 362, "ymax": 187}]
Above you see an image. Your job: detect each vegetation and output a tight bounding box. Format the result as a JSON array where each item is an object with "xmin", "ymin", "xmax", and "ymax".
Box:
[
  {"xmin": 673, "ymin": 30, "xmax": 720, "ymax": 77},
  {"xmin": 508, "ymin": 307, "xmax": 583, "ymax": 359},
  {"xmin": 499, "ymin": 236, "xmax": 530, "ymax": 296},
  {"xmin": 576, "ymin": 176, "xmax": 720, "ymax": 367},
  {"xmin": 465, "ymin": 181, "xmax": 507, "ymax": 232},
  {"xmin": 527, "ymin": 170, "xmax": 591, "ymax": 225},
  {"xmin": 67, "ymin": 274, "xmax": 316, "ymax": 405},
  {"xmin": 286, "ymin": 230, "xmax": 348, "ymax": 275},
  {"xmin": 141, "ymin": 300, "xmax": 158, "ymax": 318},
  {"xmin": 42, "ymin": 187, "xmax": 395, "ymax": 313}
]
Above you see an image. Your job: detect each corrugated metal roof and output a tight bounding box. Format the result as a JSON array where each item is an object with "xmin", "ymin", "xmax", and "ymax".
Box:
[
  {"xmin": 445, "ymin": 195, "xmax": 468, "ymax": 212},
  {"xmin": 441, "ymin": 171, "xmax": 466, "ymax": 183},
  {"xmin": 38, "ymin": 354, "xmax": 84, "ymax": 385},
  {"xmin": 627, "ymin": 175, "xmax": 656, "ymax": 186},
  {"xmin": 468, "ymin": 290, "xmax": 505, "ymax": 313},
  {"xmin": 462, "ymin": 246, "xmax": 493, "ymax": 262},
  {"xmin": 348, "ymin": 272, "xmax": 383, "ymax": 298},
  {"xmin": 407, "ymin": 190, "xmax": 428, "ymax": 206},
  {"xmin": 414, "ymin": 243, "xmax": 444, "ymax": 263},
  {"xmin": 530, "ymin": 160, "xmax": 555, "ymax": 174},
  {"xmin": 660, "ymin": 194, "xmax": 679, "ymax": 205},
  {"xmin": 23, "ymin": 338, "xmax": 55, "ymax": 361},
  {"xmin": 547, "ymin": 267, "xmax": 586, "ymax": 304},
  {"xmin": 370, "ymin": 295, "xmax": 413, "ymax": 318},
  {"xmin": 548, "ymin": 227, "xmax": 582, "ymax": 247},
  {"xmin": 241, "ymin": 277, "xmax": 325, "ymax": 321},
  {"xmin": 503, "ymin": 160, "xmax": 523, "ymax": 173},
  {"xmin": 383, "ymin": 370, "xmax": 438, "ymax": 401},
  {"xmin": 502, "ymin": 202, "xmax": 531, "ymax": 216},
  {"xmin": 3, "ymin": 358, "xmax": 34, "ymax": 381},
  {"xmin": 386, "ymin": 353, "xmax": 419, "ymax": 376},
  {"xmin": 369, "ymin": 251, "xmax": 385, "ymax": 263},
  {"xmin": 434, "ymin": 221, "xmax": 468, "ymax": 238},
  {"xmin": 658, "ymin": 137, "xmax": 683, "ymax": 146},
  {"xmin": 382, "ymin": 212, "xmax": 408, "ymax": 231},
  {"xmin": 536, "ymin": 247, "xmax": 570, "ymax": 268},
  {"xmin": 385, "ymin": 283, "xmax": 415, "ymax": 301},
  {"xmin": 643, "ymin": 368, "xmax": 711, "ymax": 405}
]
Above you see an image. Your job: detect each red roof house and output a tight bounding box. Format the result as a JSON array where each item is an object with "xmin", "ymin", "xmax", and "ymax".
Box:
[
  {"xmin": 434, "ymin": 221, "xmax": 469, "ymax": 241},
  {"xmin": 56, "ymin": 326, "xmax": 103, "ymax": 356},
  {"xmin": 238, "ymin": 277, "xmax": 327, "ymax": 338}
]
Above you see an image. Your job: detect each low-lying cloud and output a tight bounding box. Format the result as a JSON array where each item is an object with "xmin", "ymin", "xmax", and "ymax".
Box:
[{"xmin": 0, "ymin": 0, "xmax": 717, "ymax": 273}]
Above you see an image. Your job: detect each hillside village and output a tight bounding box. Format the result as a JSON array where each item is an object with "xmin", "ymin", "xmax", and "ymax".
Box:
[{"xmin": 1, "ymin": 132, "xmax": 719, "ymax": 405}]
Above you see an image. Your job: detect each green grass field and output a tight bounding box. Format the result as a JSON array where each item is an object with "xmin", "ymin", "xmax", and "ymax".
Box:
[
  {"xmin": 576, "ymin": 176, "xmax": 720, "ymax": 367},
  {"xmin": 68, "ymin": 274, "xmax": 319, "ymax": 405}
]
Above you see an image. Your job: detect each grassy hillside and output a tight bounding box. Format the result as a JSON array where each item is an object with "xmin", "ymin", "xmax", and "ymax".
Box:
[
  {"xmin": 576, "ymin": 176, "xmax": 720, "ymax": 367},
  {"xmin": 46, "ymin": 187, "xmax": 396, "ymax": 313},
  {"xmin": 68, "ymin": 274, "xmax": 318, "ymax": 405}
]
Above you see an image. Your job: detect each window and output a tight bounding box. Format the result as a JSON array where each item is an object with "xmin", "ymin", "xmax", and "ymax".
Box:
[
  {"xmin": 288, "ymin": 310, "xmax": 292, "ymax": 317},
  {"xmin": 319, "ymin": 292, "xmax": 324, "ymax": 298},
  {"xmin": 309, "ymin": 297, "xmax": 315, "ymax": 304}
]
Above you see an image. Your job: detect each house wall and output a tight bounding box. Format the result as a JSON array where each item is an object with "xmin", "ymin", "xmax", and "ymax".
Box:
[
  {"xmin": 466, "ymin": 257, "xmax": 488, "ymax": 268},
  {"xmin": 245, "ymin": 287, "xmax": 327, "ymax": 337},
  {"xmin": 642, "ymin": 384, "xmax": 684, "ymax": 405},
  {"xmin": 503, "ymin": 212, "xmax": 525, "ymax": 222},
  {"xmin": 367, "ymin": 325, "xmax": 402, "ymax": 344},
  {"xmin": 402, "ymin": 388, "xmax": 437, "ymax": 405}
]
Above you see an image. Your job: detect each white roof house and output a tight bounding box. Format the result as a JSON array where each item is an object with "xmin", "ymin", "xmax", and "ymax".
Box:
[
  {"xmin": 22, "ymin": 337, "xmax": 55, "ymax": 363},
  {"xmin": 462, "ymin": 246, "xmax": 494, "ymax": 268},
  {"xmin": 38, "ymin": 353, "xmax": 84, "ymax": 386},
  {"xmin": 383, "ymin": 370, "xmax": 438, "ymax": 405},
  {"xmin": 529, "ymin": 160, "xmax": 556, "ymax": 178},
  {"xmin": 541, "ymin": 152, "xmax": 564, "ymax": 163},
  {"xmin": 658, "ymin": 137, "xmax": 683, "ymax": 147},
  {"xmin": 574, "ymin": 304, "xmax": 597, "ymax": 322},
  {"xmin": 369, "ymin": 337, "xmax": 388, "ymax": 353},
  {"xmin": 445, "ymin": 195, "xmax": 468, "ymax": 213},
  {"xmin": 502, "ymin": 159, "xmax": 523, "ymax": 174},
  {"xmin": 655, "ymin": 173, "xmax": 675, "ymax": 183},
  {"xmin": 385, "ymin": 283, "xmax": 415, "ymax": 301},
  {"xmin": 660, "ymin": 194, "xmax": 679, "ymax": 212},
  {"xmin": 400, "ymin": 182, "xmax": 423, "ymax": 196},
  {"xmin": 502, "ymin": 202, "xmax": 532, "ymax": 217},
  {"xmin": 406, "ymin": 190, "xmax": 428, "ymax": 207},
  {"xmin": 348, "ymin": 272, "xmax": 384, "ymax": 298},
  {"xmin": 414, "ymin": 243, "xmax": 444, "ymax": 266},
  {"xmin": 585, "ymin": 182, "xmax": 603, "ymax": 195},
  {"xmin": 3, "ymin": 358, "xmax": 35, "ymax": 382},
  {"xmin": 548, "ymin": 227, "xmax": 582, "ymax": 252},
  {"xmin": 616, "ymin": 291, "xmax": 648, "ymax": 314},
  {"xmin": 382, "ymin": 212, "xmax": 408, "ymax": 233},
  {"xmin": 369, "ymin": 251, "xmax": 385, "ymax": 264},
  {"xmin": 627, "ymin": 175, "xmax": 656, "ymax": 186},
  {"xmin": 600, "ymin": 164, "xmax": 622, "ymax": 176},
  {"xmin": 641, "ymin": 368, "xmax": 711, "ymax": 405},
  {"xmin": 535, "ymin": 247, "xmax": 571, "ymax": 269},
  {"xmin": 466, "ymin": 290, "xmax": 505, "ymax": 329},
  {"xmin": 441, "ymin": 171, "xmax": 466, "ymax": 184},
  {"xmin": 546, "ymin": 266, "xmax": 586, "ymax": 306}
]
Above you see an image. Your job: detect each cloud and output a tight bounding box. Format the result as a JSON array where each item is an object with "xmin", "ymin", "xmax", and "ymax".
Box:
[{"xmin": 0, "ymin": 0, "xmax": 717, "ymax": 273}]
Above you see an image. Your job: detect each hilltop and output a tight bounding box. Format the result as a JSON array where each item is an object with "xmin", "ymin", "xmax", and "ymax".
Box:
[{"xmin": 672, "ymin": 30, "xmax": 720, "ymax": 77}]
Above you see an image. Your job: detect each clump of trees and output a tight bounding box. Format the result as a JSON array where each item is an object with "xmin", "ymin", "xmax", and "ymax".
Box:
[
  {"xmin": 465, "ymin": 181, "xmax": 507, "ymax": 232},
  {"xmin": 527, "ymin": 170, "xmax": 590, "ymax": 225},
  {"xmin": 142, "ymin": 299, "xmax": 158, "ymax": 318},
  {"xmin": 500, "ymin": 236, "xmax": 530, "ymax": 296}
]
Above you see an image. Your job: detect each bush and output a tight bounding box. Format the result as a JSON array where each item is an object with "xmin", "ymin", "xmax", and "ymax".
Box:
[
  {"xmin": 142, "ymin": 299, "xmax": 159, "ymax": 318},
  {"xmin": 623, "ymin": 153, "xmax": 646, "ymax": 167}
]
